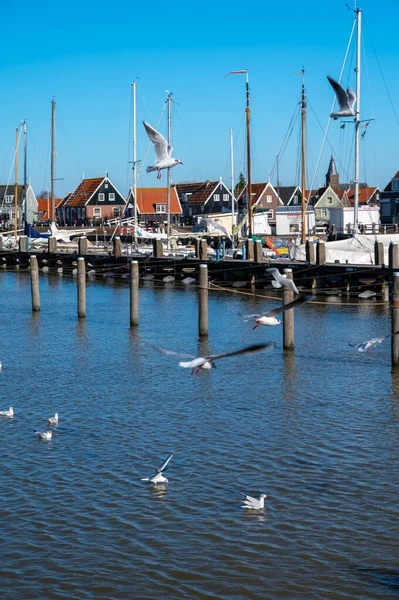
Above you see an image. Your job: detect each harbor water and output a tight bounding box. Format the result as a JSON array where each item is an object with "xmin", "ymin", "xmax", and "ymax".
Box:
[{"xmin": 1, "ymin": 272, "xmax": 399, "ymax": 599}]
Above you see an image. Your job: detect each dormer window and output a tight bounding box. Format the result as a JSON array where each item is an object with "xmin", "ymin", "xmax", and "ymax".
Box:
[
  {"xmin": 4, "ymin": 195, "xmax": 13, "ymax": 204},
  {"xmin": 156, "ymin": 204, "xmax": 166, "ymax": 213}
]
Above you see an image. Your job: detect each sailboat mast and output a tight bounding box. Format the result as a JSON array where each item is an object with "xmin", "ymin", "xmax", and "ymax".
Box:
[
  {"xmin": 167, "ymin": 92, "xmax": 172, "ymax": 249},
  {"xmin": 23, "ymin": 121, "xmax": 27, "ymax": 225},
  {"xmin": 14, "ymin": 126, "xmax": 19, "ymax": 239},
  {"xmin": 353, "ymin": 7, "xmax": 362, "ymax": 234},
  {"xmin": 301, "ymin": 71, "xmax": 307, "ymax": 244},
  {"xmin": 230, "ymin": 127, "xmax": 235, "ymax": 250},
  {"xmin": 132, "ymin": 81, "xmax": 138, "ymax": 245},
  {"xmin": 245, "ymin": 70, "xmax": 252, "ymax": 236},
  {"xmin": 51, "ymin": 99, "xmax": 55, "ymax": 223}
]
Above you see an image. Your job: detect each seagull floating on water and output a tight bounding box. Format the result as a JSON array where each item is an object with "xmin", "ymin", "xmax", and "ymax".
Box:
[
  {"xmin": 349, "ymin": 332, "xmax": 399, "ymax": 354},
  {"xmin": 154, "ymin": 342, "xmax": 275, "ymax": 375},
  {"xmin": 327, "ymin": 75, "xmax": 357, "ymax": 119},
  {"xmin": 47, "ymin": 413, "xmax": 59, "ymax": 426},
  {"xmin": 243, "ymin": 294, "xmax": 314, "ymax": 329},
  {"xmin": 0, "ymin": 407, "xmax": 13, "ymax": 418},
  {"xmin": 143, "ymin": 121, "xmax": 183, "ymax": 179},
  {"xmin": 266, "ymin": 268, "xmax": 299, "ymax": 295},
  {"xmin": 240, "ymin": 493, "xmax": 267, "ymax": 510},
  {"xmin": 34, "ymin": 430, "xmax": 52, "ymax": 440},
  {"xmin": 141, "ymin": 453, "xmax": 173, "ymax": 484}
]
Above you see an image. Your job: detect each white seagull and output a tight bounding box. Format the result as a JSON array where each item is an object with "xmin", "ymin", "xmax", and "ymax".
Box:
[
  {"xmin": 243, "ymin": 294, "xmax": 314, "ymax": 329},
  {"xmin": 327, "ymin": 75, "xmax": 357, "ymax": 119},
  {"xmin": 47, "ymin": 412, "xmax": 59, "ymax": 426},
  {"xmin": 141, "ymin": 453, "xmax": 173, "ymax": 484},
  {"xmin": 34, "ymin": 430, "xmax": 52, "ymax": 440},
  {"xmin": 0, "ymin": 406, "xmax": 13, "ymax": 418},
  {"xmin": 203, "ymin": 217, "xmax": 232, "ymax": 241},
  {"xmin": 240, "ymin": 493, "xmax": 267, "ymax": 510},
  {"xmin": 154, "ymin": 342, "xmax": 275, "ymax": 375},
  {"xmin": 143, "ymin": 121, "xmax": 183, "ymax": 179},
  {"xmin": 349, "ymin": 332, "xmax": 399, "ymax": 354},
  {"xmin": 266, "ymin": 268, "xmax": 299, "ymax": 295}
]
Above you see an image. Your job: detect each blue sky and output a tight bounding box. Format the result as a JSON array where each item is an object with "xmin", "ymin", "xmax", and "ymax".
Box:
[{"xmin": 1, "ymin": 0, "xmax": 398, "ymax": 198}]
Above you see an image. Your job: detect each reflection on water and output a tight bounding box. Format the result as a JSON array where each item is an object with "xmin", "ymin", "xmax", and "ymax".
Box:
[{"xmin": 0, "ymin": 272, "xmax": 398, "ymax": 599}]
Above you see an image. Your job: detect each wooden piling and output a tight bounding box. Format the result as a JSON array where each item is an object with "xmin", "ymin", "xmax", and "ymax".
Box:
[
  {"xmin": 30, "ymin": 255, "xmax": 40, "ymax": 312},
  {"xmin": 19, "ymin": 236, "xmax": 28, "ymax": 252},
  {"xmin": 389, "ymin": 243, "xmax": 399, "ymax": 270},
  {"xmin": 113, "ymin": 236, "xmax": 122, "ymax": 257},
  {"xmin": 78, "ymin": 236, "xmax": 88, "ymax": 255},
  {"xmin": 283, "ymin": 268, "xmax": 295, "ymax": 349},
  {"xmin": 195, "ymin": 239, "xmax": 208, "ymax": 261},
  {"xmin": 198, "ymin": 263, "xmax": 208, "ymax": 338},
  {"xmin": 306, "ymin": 240, "xmax": 315, "ymax": 265},
  {"xmin": 77, "ymin": 257, "xmax": 86, "ymax": 318},
  {"xmin": 130, "ymin": 260, "xmax": 139, "ymax": 327},
  {"xmin": 246, "ymin": 238, "xmax": 254, "ymax": 261},
  {"xmin": 254, "ymin": 240, "xmax": 263, "ymax": 263},
  {"xmin": 392, "ymin": 272, "xmax": 399, "ymax": 367},
  {"xmin": 48, "ymin": 236, "xmax": 57, "ymax": 253},
  {"xmin": 374, "ymin": 241, "xmax": 384, "ymax": 266},
  {"xmin": 152, "ymin": 239, "xmax": 164, "ymax": 258},
  {"xmin": 316, "ymin": 241, "xmax": 326, "ymax": 265}
]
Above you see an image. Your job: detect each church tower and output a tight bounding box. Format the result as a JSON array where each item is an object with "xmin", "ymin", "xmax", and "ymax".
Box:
[{"xmin": 326, "ymin": 156, "xmax": 339, "ymax": 188}]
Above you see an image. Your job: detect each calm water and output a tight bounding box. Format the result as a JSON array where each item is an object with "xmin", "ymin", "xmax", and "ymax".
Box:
[{"xmin": 1, "ymin": 272, "xmax": 399, "ymax": 599}]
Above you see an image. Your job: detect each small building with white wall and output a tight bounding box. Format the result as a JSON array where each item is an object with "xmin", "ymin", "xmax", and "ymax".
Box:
[
  {"xmin": 275, "ymin": 206, "xmax": 315, "ymax": 236},
  {"xmin": 329, "ymin": 206, "xmax": 380, "ymax": 234}
]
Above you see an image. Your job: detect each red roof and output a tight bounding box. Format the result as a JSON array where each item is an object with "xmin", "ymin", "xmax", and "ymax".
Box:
[
  {"xmin": 136, "ymin": 188, "xmax": 182, "ymax": 214},
  {"xmin": 63, "ymin": 178, "xmax": 103, "ymax": 208},
  {"xmin": 345, "ymin": 187, "xmax": 379, "ymax": 206},
  {"xmin": 174, "ymin": 181, "xmax": 224, "ymax": 205},
  {"xmin": 36, "ymin": 196, "xmax": 63, "ymax": 220}
]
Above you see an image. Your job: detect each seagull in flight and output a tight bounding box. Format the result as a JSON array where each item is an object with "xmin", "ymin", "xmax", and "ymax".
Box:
[
  {"xmin": 266, "ymin": 268, "xmax": 299, "ymax": 295},
  {"xmin": 47, "ymin": 413, "xmax": 59, "ymax": 426},
  {"xmin": 203, "ymin": 217, "xmax": 231, "ymax": 240},
  {"xmin": 34, "ymin": 430, "xmax": 52, "ymax": 440},
  {"xmin": 240, "ymin": 493, "xmax": 267, "ymax": 510},
  {"xmin": 153, "ymin": 342, "xmax": 275, "ymax": 375},
  {"xmin": 243, "ymin": 294, "xmax": 314, "ymax": 329},
  {"xmin": 141, "ymin": 453, "xmax": 173, "ymax": 484},
  {"xmin": 0, "ymin": 407, "xmax": 13, "ymax": 418},
  {"xmin": 349, "ymin": 332, "xmax": 399, "ymax": 354},
  {"xmin": 327, "ymin": 75, "xmax": 357, "ymax": 119},
  {"xmin": 143, "ymin": 121, "xmax": 183, "ymax": 179}
]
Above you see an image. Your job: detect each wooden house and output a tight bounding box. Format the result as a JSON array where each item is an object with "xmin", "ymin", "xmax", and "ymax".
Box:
[
  {"xmin": 174, "ymin": 180, "xmax": 235, "ymax": 223},
  {"xmin": 0, "ymin": 184, "xmax": 38, "ymax": 226},
  {"xmin": 57, "ymin": 176, "xmax": 126, "ymax": 225},
  {"xmin": 126, "ymin": 187, "xmax": 182, "ymax": 227},
  {"xmin": 379, "ymin": 170, "xmax": 399, "ymax": 224}
]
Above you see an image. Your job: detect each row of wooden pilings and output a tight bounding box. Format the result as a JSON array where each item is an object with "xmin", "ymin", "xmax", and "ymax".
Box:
[{"xmin": 306, "ymin": 239, "xmax": 399, "ymax": 268}]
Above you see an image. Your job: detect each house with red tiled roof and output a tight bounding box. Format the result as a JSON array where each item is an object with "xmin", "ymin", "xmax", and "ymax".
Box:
[
  {"xmin": 56, "ymin": 176, "xmax": 126, "ymax": 225},
  {"xmin": 36, "ymin": 195, "xmax": 63, "ymax": 222},
  {"xmin": 237, "ymin": 182, "xmax": 283, "ymax": 231},
  {"xmin": 173, "ymin": 180, "xmax": 235, "ymax": 223},
  {"xmin": 126, "ymin": 187, "xmax": 182, "ymax": 225}
]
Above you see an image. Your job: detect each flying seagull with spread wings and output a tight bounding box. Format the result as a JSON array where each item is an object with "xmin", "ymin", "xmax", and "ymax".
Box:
[
  {"xmin": 153, "ymin": 342, "xmax": 275, "ymax": 375},
  {"xmin": 349, "ymin": 332, "xmax": 399, "ymax": 354},
  {"xmin": 203, "ymin": 217, "xmax": 232, "ymax": 240},
  {"xmin": 243, "ymin": 294, "xmax": 314, "ymax": 329},
  {"xmin": 141, "ymin": 453, "xmax": 174, "ymax": 484},
  {"xmin": 266, "ymin": 268, "xmax": 299, "ymax": 295},
  {"xmin": 143, "ymin": 121, "xmax": 183, "ymax": 179},
  {"xmin": 327, "ymin": 75, "xmax": 357, "ymax": 119}
]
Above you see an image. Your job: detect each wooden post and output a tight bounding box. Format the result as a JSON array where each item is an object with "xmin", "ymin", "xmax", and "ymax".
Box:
[
  {"xmin": 195, "ymin": 239, "xmax": 207, "ymax": 260},
  {"xmin": 77, "ymin": 257, "xmax": 86, "ymax": 318},
  {"xmin": 19, "ymin": 236, "xmax": 28, "ymax": 252},
  {"xmin": 130, "ymin": 260, "xmax": 139, "ymax": 327},
  {"xmin": 0, "ymin": 237, "xmax": 3, "ymax": 251},
  {"xmin": 316, "ymin": 241, "xmax": 326, "ymax": 265},
  {"xmin": 198, "ymin": 263, "xmax": 208, "ymax": 337},
  {"xmin": 78, "ymin": 236, "xmax": 88, "ymax": 255},
  {"xmin": 152, "ymin": 239, "xmax": 164, "ymax": 258},
  {"xmin": 246, "ymin": 238, "xmax": 254, "ymax": 261},
  {"xmin": 48, "ymin": 236, "xmax": 57, "ymax": 253},
  {"xmin": 374, "ymin": 241, "xmax": 384, "ymax": 266},
  {"xmin": 392, "ymin": 272, "xmax": 399, "ymax": 367},
  {"xmin": 113, "ymin": 236, "xmax": 122, "ymax": 257},
  {"xmin": 283, "ymin": 268, "xmax": 294, "ymax": 349},
  {"xmin": 30, "ymin": 255, "xmax": 40, "ymax": 312},
  {"xmin": 254, "ymin": 240, "xmax": 263, "ymax": 263},
  {"xmin": 395, "ymin": 224, "xmax": 398, "ymax": 234},
  {"xmin": 389, "ymin": 243, "xmax": 399, "ymax": 270},
  {"xmin": 306, "ymin": 240, "xmax": 315, "ymax": 265}
]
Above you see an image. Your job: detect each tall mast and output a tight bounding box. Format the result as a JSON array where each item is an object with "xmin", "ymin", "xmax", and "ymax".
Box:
[
  {"xmin": 353, "ymin": 7, "xmax": 362, "ymax": 234},
  {"xmin": 51, "ymin": 99, "xmax": 56, "ymax": 223},
  {"xmin": 14, "ymin": 126, "xmax": 19, "ymax": 239},
  {"xmin": 167, "ymin": 92, "xmax": 172, "ymax": 250},
  {"xmin": 230, "ymin": 128, "xmax": 235, "ymax": 250},
  {"xmin": 23, "ymin": 121, "xmax": 27, "ymax": 225},
  {"xmin": 245, "ymin": 69, "xmax": 252, "ymax": 236},
  {"xmin": 132, "ymin": 81, "xmax": 138, "ymax": 245},
  {"xmin": 300, "ymin": 70, "xmax": 307, "ymax": 244}
]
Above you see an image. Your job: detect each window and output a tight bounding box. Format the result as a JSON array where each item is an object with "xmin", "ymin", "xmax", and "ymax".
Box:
[
  {"xmin": 293, "ymin": 195, "xmax": 298, "ymax": 205},
  {"xmin": 5, "ymin": 195, "xmax": 13, "ymax": 204},
  {"xmin": 266, "ymin": 194, "xmax": 272, "ymax": 203},
  {"xmin": 321, "ymin": 208, "xmax": 327, "ymax": 218},
  {"xmin": 267, "ymin": 209, "xmax": 274, "ymax": 219},
  {"xmin": 223, "ymin": 194, "xmax": 229, "ymax": 202},
  {"xmin": 156, "ymin": 204, "xmax": 166, "ymax": 213},
  {"xmin": 327, "ymin": 196, "xmax": 333, "ymax": 204},
  {"xmin": 105, "ymin": 183, "xmax": 109, "ymax": 188},
  {"xmin": 112, "ymin": 207, "xmax": 120, "ymax": 217},
  {"xmin": 213, "ymin": 194, "xmax": 219, "ymax": 201},
  {"xmin": 109, "ymin": 193, "xmax": 115, "ymax": 201},
  {"xmin": 392, "ymin": 179, "xmax": 399, "ymax": 191},
  {"xmin": 98, "ymin": 193, "xmax": 105, "ymax": 202},
  {"xmin": 93, "ymin": 208, "xmax": 101, "ymax": 217}
]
